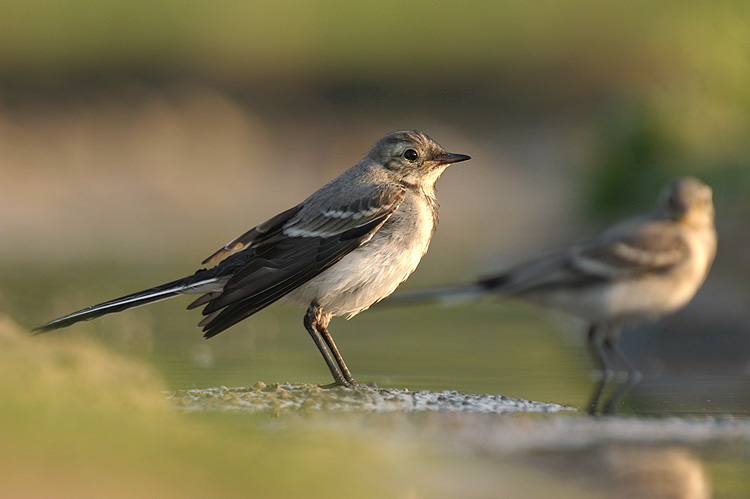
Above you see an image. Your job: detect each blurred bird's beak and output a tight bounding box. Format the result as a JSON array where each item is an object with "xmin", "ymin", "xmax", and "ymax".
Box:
[{"xmin": 433, "ymin": 152, "xmax": 471, "ymax": 165}]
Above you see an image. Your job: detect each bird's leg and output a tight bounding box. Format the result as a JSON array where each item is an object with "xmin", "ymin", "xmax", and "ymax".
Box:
[
  {"xmin": 601, "ymin": 334, "xmax": 641, "ymax": 415},
  {"xmin": 304, "ymin": 303, "xmax": 348, "ymax": 387},
  {"xmin": 607, "ymin": 335, "xmax": 641, "ymax": 382},
  {"xmin": 586, "ymin": 324, "xmax": 613, "ymax": 415},
  {"xmin": 315, "ymin": 314, "xmax": 358, "ymax": 387}
]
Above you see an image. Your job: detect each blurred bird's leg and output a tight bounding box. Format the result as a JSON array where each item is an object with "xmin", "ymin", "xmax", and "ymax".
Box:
[
  {"xmin": 601, "ymin": 335, "xmax": 642, "ymax": 415},
  {"xmin": 304, "ymin": 303, "xmax": 350, "ymax": 387},
  {"xmin": 609, "ymin": 335, "xmax": 642, "ymax": 384},
  {"xmin": 586, "ymin": 324, "xmax": 614, "ymax": 415}
]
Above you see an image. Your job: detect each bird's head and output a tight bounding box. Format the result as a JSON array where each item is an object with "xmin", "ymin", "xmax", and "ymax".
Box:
[
  {"xmin": 659, "ymin": 176, "xmax": 715, "ymax": 228},
  {"xmin": 367, "ymin": 130, "xmax": 471, "ymax": 188}
]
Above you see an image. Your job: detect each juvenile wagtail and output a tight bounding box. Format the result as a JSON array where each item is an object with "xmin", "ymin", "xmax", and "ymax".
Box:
[
  {"xmin": 35, "ymin": 130, "xmax": 471, "ymax": 387},
  {"xmin": 390, "ymin": 177, "xmax": 717, "ymax": 413}
]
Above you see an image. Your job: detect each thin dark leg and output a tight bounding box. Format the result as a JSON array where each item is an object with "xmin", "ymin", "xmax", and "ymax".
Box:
[
  {"xmin": 586, "ymin": 324, "xmax": 613, "ymax": 415},
  {"xmin": 317, "ymin": 323, "xmax": 357, "ymax": 386},
  {"xmin": 304, "ymin": 305, "xmax": 347, "ymax": 386},
  {"xmin": 601, "ymin": 337, "xmax": 641, "ymax": 415}
]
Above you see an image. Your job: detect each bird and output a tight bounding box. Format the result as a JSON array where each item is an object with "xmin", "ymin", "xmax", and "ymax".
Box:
[
  {"xmin": 34, "ymin": 130, "xmax": 471, "ymax": 387},
  {"xmin": 388, "ymin": 177, "xmax": 717, "ymax": 414}
]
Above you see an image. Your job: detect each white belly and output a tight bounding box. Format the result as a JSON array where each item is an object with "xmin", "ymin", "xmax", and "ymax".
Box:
[{"xmin": 283, "ymin": 197, "xmax": 435, "ymax": 317}]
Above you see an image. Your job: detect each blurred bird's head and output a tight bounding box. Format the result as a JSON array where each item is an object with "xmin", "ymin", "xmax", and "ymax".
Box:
[
  {"xmin": 659, "ymin": 177, "xmax": 715, "ymax": 228},
  {"xmin": 366, "ymin": 130, "xmax": 471, "ymax": 188}
]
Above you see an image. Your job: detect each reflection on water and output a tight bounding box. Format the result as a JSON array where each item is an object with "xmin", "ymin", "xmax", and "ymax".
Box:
[
  {"xmin": 525, "ymin": 445, "xmax": 710, "ymax": 499},
  {"xmin": 607, "ymin": 447, "xmax": 709, "ymax": 499},
  {"xmin": 631, "ymin": 375, "xmax": 750, "ymax": 416}
]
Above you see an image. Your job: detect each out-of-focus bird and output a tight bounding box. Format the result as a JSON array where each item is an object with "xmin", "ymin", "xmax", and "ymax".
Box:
[{"xmin": 389, "ymin": 177, "xmax": 717, "ymax": 414}]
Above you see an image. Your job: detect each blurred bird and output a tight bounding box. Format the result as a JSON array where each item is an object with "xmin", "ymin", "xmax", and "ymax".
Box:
[
  {"xmin": 34, "ymin": 130, "xmax": 471, "ymax": 387},
  {"xmin": 388, "ymin": 177, "xmax": 717, "ymax": 414}
]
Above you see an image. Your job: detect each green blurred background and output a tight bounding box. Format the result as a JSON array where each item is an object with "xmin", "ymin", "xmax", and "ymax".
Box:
[{"xmin": 1, "ymin": 1, "xmax": 750, "ymax": 497}]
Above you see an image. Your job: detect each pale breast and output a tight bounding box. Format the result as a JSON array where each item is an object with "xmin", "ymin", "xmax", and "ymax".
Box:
[{"xmin": 283, "ymin": 193, "xmax": 436, "ymax": 317}]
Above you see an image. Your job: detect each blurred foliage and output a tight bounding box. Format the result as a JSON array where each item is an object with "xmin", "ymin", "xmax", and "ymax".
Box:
[
  {"xmin": 583, "ymin": 97, "xmax": 750, "ymax": 219},
  {"xmin": 580, "ymin": 2, "xmax": 750, "ymax": 217},
  {"xmin": 584, "ymin": 103, "xmax": 682, "ymax": 219},
  {"xmin": 0, "ymin": 1, "xmax": 745, "ymax": 88},
  {"xmin": 0, "ymin": 1, "xmax": 682, "ymax": 78}
]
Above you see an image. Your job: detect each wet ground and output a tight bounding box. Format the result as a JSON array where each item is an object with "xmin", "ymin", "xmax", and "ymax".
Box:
[
  {"xmin": 170, "ymin": 383, "xmax": 574, "ymax": 415},
  {"xmin": 170, "ymin": 383, "xmax": 750, "ymax": 498}
]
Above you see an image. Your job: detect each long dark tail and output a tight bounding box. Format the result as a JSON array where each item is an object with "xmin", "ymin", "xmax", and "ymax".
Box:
[{"xmin": 33, "ymin": 273, "xmax": 222, "ymax": 333}]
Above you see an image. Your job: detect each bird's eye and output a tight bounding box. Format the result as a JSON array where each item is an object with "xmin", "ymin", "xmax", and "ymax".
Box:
[{"xmin": 403, "ymin": 149, "xmax": 419, "ymax": 161}]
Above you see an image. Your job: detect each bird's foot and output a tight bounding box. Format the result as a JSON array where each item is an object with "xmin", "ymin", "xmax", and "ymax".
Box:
[{"xmin": 320, "ymin": 378, "xmax": 363, "ymax": 389}]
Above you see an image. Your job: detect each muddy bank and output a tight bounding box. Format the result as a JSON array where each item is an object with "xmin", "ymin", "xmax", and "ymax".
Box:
[{"xmin": 169, "ymin": 382, "xmax": 574, "ymax": 415}]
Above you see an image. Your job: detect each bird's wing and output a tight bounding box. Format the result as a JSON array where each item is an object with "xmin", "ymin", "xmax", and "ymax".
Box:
[
  {"xmin": 202, "ymin": 204, "xmax": 304, "ymax": 265},
  {"xmin": 479, "ymin": 220, "xmax": 690, "ymax": 294},
  {"xmin": 195, "ymin": 184, "xmax": 407, "ymax": 337},
  {"xmin": 573, "ymin": 221, "xmax": 690, "ymax": 279}
]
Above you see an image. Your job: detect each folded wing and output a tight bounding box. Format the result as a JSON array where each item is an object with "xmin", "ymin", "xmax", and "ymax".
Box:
[
  {"xmin": 195, "ymin": 184, "xmax": 407, "ymax": 337},
  {"xmin": 479, "ymin": 220, "xmax": 689, "ymax": 295}
]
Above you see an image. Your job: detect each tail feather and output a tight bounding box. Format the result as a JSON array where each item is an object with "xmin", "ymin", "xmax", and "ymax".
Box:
[
  {"xmin": 34, "ymin": 275, "xmax": 220, "ymax": 333},
  {"xmin": 383, "ymin": 284, "xmax": 486, "ymax": 307}
]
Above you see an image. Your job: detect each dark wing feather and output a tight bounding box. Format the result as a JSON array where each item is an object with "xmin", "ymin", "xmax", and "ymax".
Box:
[
  {"xmin": 199, "ymin": 185, "xmax": 406, "ymax": 338},
  {"xmin": 201, "ymin": 204, "xmax": 304, "ymax": 265}
]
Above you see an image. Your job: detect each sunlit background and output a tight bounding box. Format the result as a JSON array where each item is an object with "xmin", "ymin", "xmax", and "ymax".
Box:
[{"xmin": 1, "ymin": 1, "xmax": 749, "ymax": 497}]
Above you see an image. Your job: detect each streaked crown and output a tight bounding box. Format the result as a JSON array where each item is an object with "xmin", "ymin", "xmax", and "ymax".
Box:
[{"xmin": 366, "ymin": 130, "xmax": 470, "ymax": 186}]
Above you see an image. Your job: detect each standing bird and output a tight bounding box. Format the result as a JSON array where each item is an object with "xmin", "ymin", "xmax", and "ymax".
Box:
[
  {"xmin": 34, "ymin": 130, "xmax": 471, "ymax": 387},
  {"xmin": 389, "ymin": 177, "xmax": 717, "ymax": 414}
]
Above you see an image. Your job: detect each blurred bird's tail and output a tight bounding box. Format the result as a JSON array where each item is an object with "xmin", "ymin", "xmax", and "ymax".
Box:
[
  {"xmin": 33, "ymin": 272, "xmax": 222, "ymax": 333},
  {"xmin": 383, "ymin": 271, "xmax": 515, "ymax": 307},
  {"xmin": 383, "ymin": 283, "xmax": 487, "ymax": 307}
]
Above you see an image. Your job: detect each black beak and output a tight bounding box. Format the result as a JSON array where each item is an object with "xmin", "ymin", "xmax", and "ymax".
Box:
[{"xmin": 434, "ymin": 152, "xmax": 471, "ymax": 165}]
